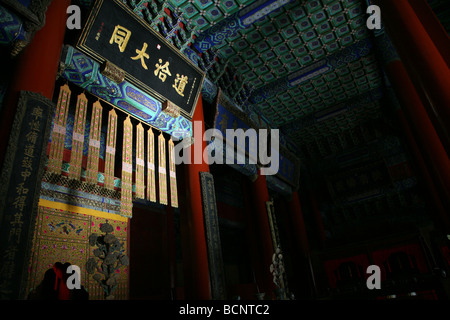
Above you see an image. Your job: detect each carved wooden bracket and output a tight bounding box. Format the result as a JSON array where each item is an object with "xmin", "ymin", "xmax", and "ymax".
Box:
[
  {"xmin": 162, "ymin": 100, "xmax": 181, "ymax": 118},
  {"xmin": 100, "ymin": 61, "xmax": 126, "ymax": 84}
]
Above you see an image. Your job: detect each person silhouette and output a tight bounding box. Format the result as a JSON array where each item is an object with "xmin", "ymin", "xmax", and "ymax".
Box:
[
  {"xmin": 28, "ymin": 262, "xmax": 88, "ymax": 300},
  {"xmin": 28, "ymin": 267, "xmax": 58, "ymax": 300}
]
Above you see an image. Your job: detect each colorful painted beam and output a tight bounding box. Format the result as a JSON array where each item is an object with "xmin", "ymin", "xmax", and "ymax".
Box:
[
  {"xmin": 193, "ymin": 0, "xmax": 293, "ymax": 53},
  {"xmin": 280, "ymin": 87, "xmax": 384, "ymax": 134},
  {"xmin": 249, "ymin": 38, "xmax": 374, "ymax": 104},
  {"xmin": 60, "ymin": 45, "xmax": 193, "ymax": 140},
  {"xmin": 0, "ymin": 0, "xmax": 53, "ymax": 56},
  {"xmin": 0, "ymin": 5, "xmax": 26, "ymax": 45},
  {"xmin": 208, "ymin": 93, "xmax": 300, "ymax": 189}
]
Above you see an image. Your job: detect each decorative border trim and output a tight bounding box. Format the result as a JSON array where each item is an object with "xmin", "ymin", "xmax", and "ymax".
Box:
[
  {"xmin": 0, "ymin": 0, "xmax": 52, "ymax": 56},
  {"xmin": 38, "ymin": 198, "xmax": 127, "ymax": 222},
  {"xmin": 60, "ymin": 45, "xmax": 193, "ymax": 140},
  {"xmin": 199, "ymin": 171, "xmax": 226, "ymax": 300},
  {"xmin": 0, "ymin": 91, "xmax": 55, "ymax": 299}
]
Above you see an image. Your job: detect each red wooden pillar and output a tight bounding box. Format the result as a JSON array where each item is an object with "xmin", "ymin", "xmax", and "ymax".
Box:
[
  {"xmin": 407, "ymin": 0, "xmax": 450, "ymax": 65},
  {"xmin": 249, "ymin": 172, "xmax": 276, "ymax": 298},
  {"xmin": 375, "ymin": 0, "xmax": 450, "ymax": 142},
  {"xmin": 0, "ymin": 0, "xmax": 71, "ymax": 169},
  {"xmin": 287, "ymin": 192, "xmax": 309, "ymax": 257},
  {"xmin": 243, "ymin": 180, "xmax": 265, "ymax": 296},
  {"xmin": 0, "ymin": 0, "xmax": 70, "ymax": 300},
  {"xmin": 396, "ymin": 108, "xmax": 450, "ymax": 233},
  {"xmin": 286, "ymin": 191, "xmax": 316, "ymax": 298},
  {"xmin": 165, "ymin": 205, "xmax": 176, "ymax": 299},
  {"xmin": 384, "ymin": 60, "xmax": 450, "ymax": 212},
  {"xmin": 182, "ymin": 95, "xmax": 211, "ymax": 300}
]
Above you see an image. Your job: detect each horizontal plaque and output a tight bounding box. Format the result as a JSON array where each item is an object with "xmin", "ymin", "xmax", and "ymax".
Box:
[{"xmin": 77, "ymin": 0, "xmax": 205, "ymax": 120}]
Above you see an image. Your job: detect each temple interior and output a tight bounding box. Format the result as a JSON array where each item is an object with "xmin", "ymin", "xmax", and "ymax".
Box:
[{"xmin": 0, "ymin": 0, "xmax": 449, "ymax": 301}]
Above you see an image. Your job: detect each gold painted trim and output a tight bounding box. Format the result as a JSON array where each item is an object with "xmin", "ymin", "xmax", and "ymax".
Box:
[
  {"xmin": 162, "ymin": 100, "xmax": 181, "ymax": 118},
  {"xmin": 38, "ymin": 198, "xmax": 128, "ymax": 222},
  {"xmin": 101, "ymin": 61, "xmax": 126, "ymax": 84}
]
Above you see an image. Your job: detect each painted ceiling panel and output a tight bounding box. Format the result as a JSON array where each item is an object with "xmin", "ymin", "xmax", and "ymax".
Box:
[{"xmin": 74, "ymin": 0, "xmax": 388, "ymax": 165}]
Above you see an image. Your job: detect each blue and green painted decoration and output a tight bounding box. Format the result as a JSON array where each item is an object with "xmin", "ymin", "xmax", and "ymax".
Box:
[{"xmin": 60, "ymin": 46, "xmax": 193, "ymax": 140}]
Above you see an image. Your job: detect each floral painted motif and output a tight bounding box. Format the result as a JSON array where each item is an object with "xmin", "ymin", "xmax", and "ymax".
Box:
[{"xmin": 27, "ymin": 206, "xmax": 128, "ymax": 300}]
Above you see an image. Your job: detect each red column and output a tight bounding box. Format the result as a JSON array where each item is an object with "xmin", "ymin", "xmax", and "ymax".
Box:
[
  {"xmin": 249, "ymin": 172, "xmax": 276, "ymax": 298},
  {"xmin": 376, "ymin": 0, "xmax": 450, "ymax": 142},
  {"xmin": 243, "ymin": 180, "xmax": 265, "ymax": 296},
  {"xmin": 287, "ymin": 191, "xmax": 316, "ymax": 298},
  {"xmin": 165, "ymin": 205, "xmax": 176, "ymax": 299},
  {"xmin": 287, "ymin": 192, "xmax": 309, "ymax": 257},
  {"xmin": 0, "ymin": 0, "xmax": 71, "ymax": 169},
  {"xmin": 408, "ymin": 0, "xmax": 450, "ymax": 66},
  {"xmin": 182, "ymin": 95, "xmax": 211, "ymax": 300},
  {"xmin": 396, "ymin": 109, "xmax": 450, "ymax": 232},
  {"xmin": 384, "ymin": 60, "xmax": 450, "ymax": 210}
]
